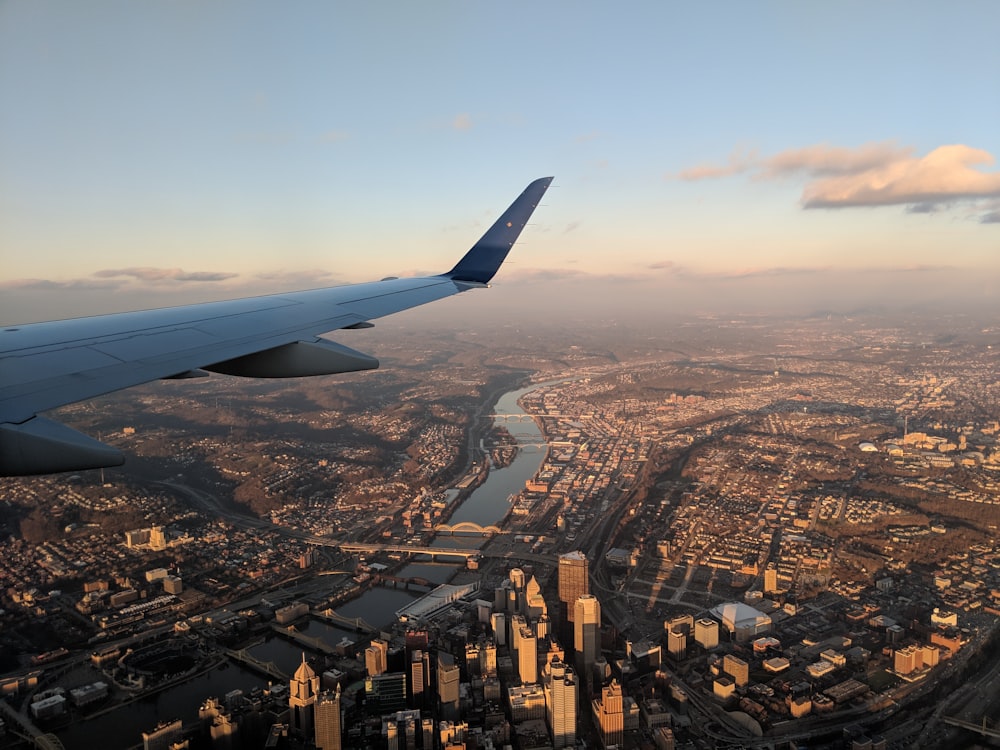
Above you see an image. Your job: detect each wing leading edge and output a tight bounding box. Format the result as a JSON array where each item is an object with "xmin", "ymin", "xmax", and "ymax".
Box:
[{"xmin": 0, "ymin": 177, "xmax": 553, "ymax": 476}]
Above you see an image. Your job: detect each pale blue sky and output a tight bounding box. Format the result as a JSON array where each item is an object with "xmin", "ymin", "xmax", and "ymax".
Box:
[{"xmin": 2, "ymin": 1, "xmax": 999, "ymax": 322}]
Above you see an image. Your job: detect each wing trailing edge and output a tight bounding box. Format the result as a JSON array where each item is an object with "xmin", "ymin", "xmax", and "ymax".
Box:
[{"xmin": 0, "ymin": 417, "xmax": 125, "ymax": 476}]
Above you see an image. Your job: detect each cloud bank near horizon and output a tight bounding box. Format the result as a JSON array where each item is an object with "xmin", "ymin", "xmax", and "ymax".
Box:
[{"xmin": 678, "ymin": 142, "xmax": 1000, "ymax": 219}]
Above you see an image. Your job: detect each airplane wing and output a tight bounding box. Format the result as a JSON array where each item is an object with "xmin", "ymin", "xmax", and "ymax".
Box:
[{"xmin": 0, "ymin": 177, "xmax": 553, "ymax": 476}]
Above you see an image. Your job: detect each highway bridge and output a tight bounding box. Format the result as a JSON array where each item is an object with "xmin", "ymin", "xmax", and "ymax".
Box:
[
  {"xmin": 433, "ymin": 521, "xmax": 504, "ymax": 536},
  {"xmin": 313, "ymin": 608, "xmax": 378, "ymax": 634},
  {"xmin": 336, "ymin": 542, "xmax": 482, "ymax": 561},
  {"xmin": 223, "ymin": 647, "xmax": 287, "ymax": 682},
  {"xmin": 943, "ymin": 715, "xmax": 1000, "ymax": 739}
]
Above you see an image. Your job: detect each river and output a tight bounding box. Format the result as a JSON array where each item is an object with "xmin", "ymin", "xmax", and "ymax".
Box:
[{"xmin": 55, "ymin": 380, "xmax": 549, "ymax": 748}]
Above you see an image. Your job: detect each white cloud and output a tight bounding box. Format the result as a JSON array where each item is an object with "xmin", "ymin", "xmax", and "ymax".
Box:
[
  {"xmin": 802, "ymin": 144, "xmax": 1000, "ymax": 208},
  {"xmin": 677, "ymin": 142, "xmax": 1000, "ymax": 219},
  {"xmin": 94, "ymin": 267, "xmax": 239, "ymax": 283}
]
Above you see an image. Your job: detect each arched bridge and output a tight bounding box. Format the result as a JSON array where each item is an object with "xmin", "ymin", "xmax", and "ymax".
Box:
[{"xmin": 434, "ymin": 521, "xmax": 504, "ymax": 536}]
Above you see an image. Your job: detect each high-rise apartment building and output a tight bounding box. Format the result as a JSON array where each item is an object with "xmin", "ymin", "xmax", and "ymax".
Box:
[{"xmin": 314, "ymin": 686, "xmax": 342, "ymax": 750}]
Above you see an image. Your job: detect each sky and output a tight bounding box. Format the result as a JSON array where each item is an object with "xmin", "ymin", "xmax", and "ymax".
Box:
[{"xmin": 2, "ymin": 1, "xmax": 999, "ymax": 324}]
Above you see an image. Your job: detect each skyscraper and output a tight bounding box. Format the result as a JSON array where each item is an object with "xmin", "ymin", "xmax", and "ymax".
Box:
[
  {"xmin": 516, "ymin": 620, "xmax": 538, "ymax": 684},
  {"xmin": 438, "ymin": 652, "xmax": 461, "ymax": 721},
  {"xmin": 544, "ymin": 657, "xmax": 577, "ymax": 748},
  {"xmin": 410, "ymin": 649, "xmax": 429, "ymax": 707},
  {"xmin": 594, "ymin": 679, "xmax": 624, "ymax": 748},
  {"xmin": 723, "ymin": 654, "xmax": 749, "ymax": 687},
  {"xmin": 667, "ymin": 628, "xmax": 686, "ymax": 660},
  {"xmin": 290, "ymin": 654, "xmax": 320, "ymax": 739},
  {"xmin": 559, "ymin": 551, "xmax": 589, "ymax": 624},
  {"xmin": 574, "ymin": 594, "xmax": 601, "ymax": 677},
  {"xmin": 694, "ymin": 618, "xmax": 719, "ymax": 650},
  {"xmin": 526, "ymin": 574, "xmax": 547, "ymax": 620},
  {"xmin": 366, "ymin": 638, "xmax": 389, "ymax": 676},
  {"xmin": 315, "ymin": 686, "xmax": 342, "ymax": 750}
]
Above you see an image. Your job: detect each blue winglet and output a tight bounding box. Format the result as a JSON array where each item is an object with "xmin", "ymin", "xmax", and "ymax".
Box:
[{"xmin": 444, "ymin": 177, "xmax": 554, "ymax": 284}]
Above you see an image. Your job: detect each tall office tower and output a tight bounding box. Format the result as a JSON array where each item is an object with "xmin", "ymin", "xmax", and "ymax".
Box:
[
  {"xmin": 405, "ymin": 629, "xmax": 429, "ymax": 651},
  {"xmin": 314, "ymin": 685, "xmax": 342, "ymax": 750},
  {"xmin": 465, "ymin": 642, "xmax": 482, "ymax": 678},
  {"xmin": 491, "ymin": 611, "xmax": 507, "ymax": 646},
  {"xmin": 694, "ymin": 618, "xmax": 719, "ymax": 650},
  {"xmin": 545, "ymin": 638, "xmax": 566, "ymax": 667},
  {"xmin": 364, "ymin": 673, "xmax": 407, "ymax": 714},
  {"xmin": 723, "ymin": 654, "xmax": 749, "ymax": 687},
  {"xmin": 509, "ymin": 568, "xmax": 526, "ymax": 612},
  {"xmin": 438, "ymin": 652, "xmax": 461, "ymax": 721},
  {"xmin": 482, "ymin": 639, "xmax": 498, "ymax": 676},
  {"xmin": 526, "ymin": 575, "xmax": 547, "ymax": 620},
  {"xmin": 667, "ymin": 628, "xmax": 686, "ymax": 660},
  {"xmin": 410, "ymin": 649, "xmax": 430, "ymax": 706},
  {"xmin": 667, "ymin": 613, "xmax": 694, "ymax": 636},
  {"xmin": 594, "ymin": 679, "xmax": 624, "ymax": 748},
  {"xmin": 517, "ymin": 621, "xmax": 538, "ymax": 684},
  {"xmin": 510, "ymin": 567, "xmax": 526, "ymax": 590},
  {"xmin": 574, "ymin": 594, "xmax": 601, "ymax": 678},
  {"xmin": 559, "ymin": 551, "xmax": 589, "ymax": 624},
  {"xmin": 366, "ymin": 638, "xmax": 389, "ymax": 676},
  {"xmin": 290, "ymin": 654, "xmax": 320, "ymax": 739},
  {"xmin": 543, "ymin": 657, "xmax": 577, "ymax": 748},
  {"xmin": 421, "ymin": 718, "xmax": 435, "ymax": 750},
  {"xmin": 403, "ymin": 715, "xmax": 417, "ymax": 749},
  {"xmin": 385, "ymin": 720, "xmax": 399, "ymax": 750},
  {"xmin": 536, "ymin": 614, "xmax": 551, "ymax": 640}
]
